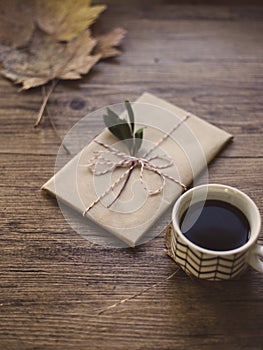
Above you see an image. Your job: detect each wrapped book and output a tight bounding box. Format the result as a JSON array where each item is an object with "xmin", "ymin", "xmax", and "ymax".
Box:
[{"xmin": 42, "ymin": 93, "xmax": 232, "ymax": 247}]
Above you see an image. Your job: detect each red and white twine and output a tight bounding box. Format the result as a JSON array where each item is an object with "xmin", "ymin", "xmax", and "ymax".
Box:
[{"xmin": 83, "ymin": 115, "xmax": 189, "ymax": 216}]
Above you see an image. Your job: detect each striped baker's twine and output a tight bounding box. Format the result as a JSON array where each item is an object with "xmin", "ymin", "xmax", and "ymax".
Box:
[{"xmin": 82, "ymin": 115, "xmax": 190, "ymax": 216}]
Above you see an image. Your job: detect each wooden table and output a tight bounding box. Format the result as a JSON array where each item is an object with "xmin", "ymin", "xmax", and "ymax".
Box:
[{"xmin": 1, "ymin": 1, "xmax": 263, "ymax": 349}]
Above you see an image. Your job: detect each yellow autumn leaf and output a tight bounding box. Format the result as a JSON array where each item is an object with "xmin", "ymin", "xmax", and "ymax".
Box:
[{"xmin": 36, "ymin": 0, "xmax": 106, "ymax": 42}]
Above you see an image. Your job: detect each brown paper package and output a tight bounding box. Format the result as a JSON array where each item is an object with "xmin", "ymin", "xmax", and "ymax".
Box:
[{"xmin": 42, "ymin": 93, "xmax": 232, "ymax": 247}]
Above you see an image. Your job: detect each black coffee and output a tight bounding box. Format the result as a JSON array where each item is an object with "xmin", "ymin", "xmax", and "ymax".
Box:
[{"xmin": 180, "ymin": 200, "xmax": 250, "ymax": 251}]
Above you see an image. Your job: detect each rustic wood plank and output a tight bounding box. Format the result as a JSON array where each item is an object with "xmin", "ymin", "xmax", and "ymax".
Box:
[{"xmin": 0, "ymin": 79, "xmax": 262, "ymax": 156}]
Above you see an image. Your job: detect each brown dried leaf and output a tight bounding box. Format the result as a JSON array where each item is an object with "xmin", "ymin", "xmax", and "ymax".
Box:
[
  {"xmin": 95, "ymin": 28, "xmax": 127, "ymax": 59},
  {"xmin": 0, "ymin": 29, "xmax": 101, "ymax": 90},
  {"xmin": 36, "ymin": 0, "xmax": 106, "ymax": 42},
  {"xmin": 0, "ymin": 0, "xmax": 35, "ymax": 48}
]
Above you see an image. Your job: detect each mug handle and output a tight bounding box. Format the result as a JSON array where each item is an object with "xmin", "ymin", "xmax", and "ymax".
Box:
[{"xmin": 248, "ymin": 244, "xmax": 263, "ymax": 272}]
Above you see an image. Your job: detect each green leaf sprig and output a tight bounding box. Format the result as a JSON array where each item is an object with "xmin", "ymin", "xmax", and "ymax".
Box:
[{"xmin": 103, "ymin": 100, "xmax": 144, "ymax": 155}]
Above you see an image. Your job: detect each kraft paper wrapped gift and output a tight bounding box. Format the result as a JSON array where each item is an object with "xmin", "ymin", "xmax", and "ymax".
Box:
[{"xmin": 42, "ymin": 93, "xmax": 232, "ymax": 247}]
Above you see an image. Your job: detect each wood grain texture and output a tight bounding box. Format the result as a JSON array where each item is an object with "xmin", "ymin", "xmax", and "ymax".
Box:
[{"xmin": 0, "ymin": 1, "xmax": 263, "ymax": 349}]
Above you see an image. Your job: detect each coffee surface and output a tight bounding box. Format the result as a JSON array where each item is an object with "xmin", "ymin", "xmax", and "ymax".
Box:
[{"xmin": 180, "ymin": 200, "xmax": 250, "ymax": 251}]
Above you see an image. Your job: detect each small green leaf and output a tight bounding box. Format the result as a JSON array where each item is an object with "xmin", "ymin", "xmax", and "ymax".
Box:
[
  {"xmin": 103, "ymin": 114, "xmax": 121, "ymax": 139},
  {"xmin": 135, "ymin": 127, "xmax": 144, "ymax": 139},
  {"xmin": 117, "ymin": 123, "xmax": 133, "ymax": 141},
  {"xmin": 133, "ymin": 127, "xmax": 144, "ymax": 155},
  {"xmin": 103, "ymin": 104, "xmax": 144, "ymax": 156},
  {"xmin": 125, "ymin": 100, "xmax": 134, "ymax": 133},
  {"xmin": 106, "ymin": 108, "xmax": 122, "ymax": 124},
  {"xmin": 104, "ymin": 108, "xmax": 132, "ymax": 141}
]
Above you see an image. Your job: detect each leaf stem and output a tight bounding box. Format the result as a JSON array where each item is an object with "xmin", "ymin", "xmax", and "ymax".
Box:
[
  {"xmin": 97, "ymin": 268, "xmax": 180, "ymax": 315},
  {"xmin": 34, "ymin": 79, "xmax": 57, "ymax": 127}
]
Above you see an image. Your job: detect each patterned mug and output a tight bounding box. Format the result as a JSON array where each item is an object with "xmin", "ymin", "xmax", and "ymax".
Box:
[{"xmin": 169, "ymin": 184, "xmax": 263, "ymax": 281}]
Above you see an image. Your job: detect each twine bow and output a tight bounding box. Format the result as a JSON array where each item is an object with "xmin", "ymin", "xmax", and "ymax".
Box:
[{"xmin": 83, "ymin": 115, "xmax": 189, "ymax": 216}]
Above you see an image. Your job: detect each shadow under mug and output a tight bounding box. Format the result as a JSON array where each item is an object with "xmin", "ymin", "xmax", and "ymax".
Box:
[{"xmin": 170, "ymin": 184, "xmax": 263, "ymax": 281}]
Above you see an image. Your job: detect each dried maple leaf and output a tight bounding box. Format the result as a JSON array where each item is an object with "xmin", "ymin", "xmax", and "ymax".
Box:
[
  {"xmin": 0, "ymin": 0, "xmax": 126, "ymax": 127},
  {"xmin": 0, "ymin": 0, "xmax": 35, "ymax": 48},
  {"xmin": 0, "ymin": 29, "xmax": 101, "ymax": 90},
  {"xmin": 36, "ymin": 0, "xmax": 106, "ymax": 42},
  {"xmin": 95, "ymin": 28, "xmax": 127, "ymax": 59}
]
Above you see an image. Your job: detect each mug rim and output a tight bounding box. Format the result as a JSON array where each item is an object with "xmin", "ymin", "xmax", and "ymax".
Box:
[{"xmin": 172, "ymin": 184, "xmax": 262, "ymax": 256}]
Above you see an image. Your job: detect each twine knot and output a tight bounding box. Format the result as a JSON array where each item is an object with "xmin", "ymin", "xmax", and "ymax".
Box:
[{"xmin": 83, "ymin": 115, "xmax": 190, "ymax": 216}]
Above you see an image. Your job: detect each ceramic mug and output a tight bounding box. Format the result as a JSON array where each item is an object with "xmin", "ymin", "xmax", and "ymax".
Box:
[{"xmin": 170, "ymin": 184, "xmax": 263, "ymax": 280}]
